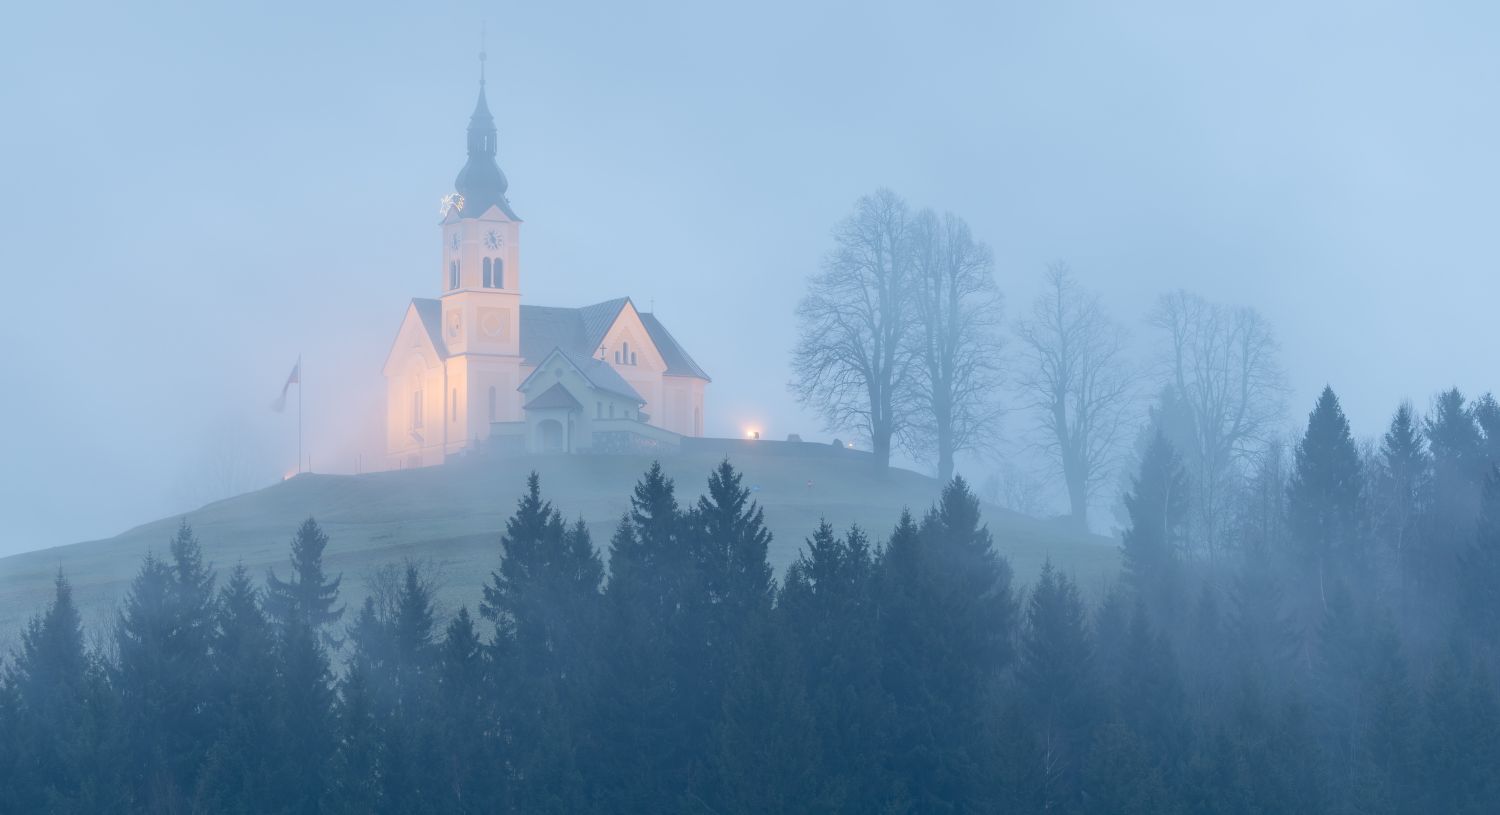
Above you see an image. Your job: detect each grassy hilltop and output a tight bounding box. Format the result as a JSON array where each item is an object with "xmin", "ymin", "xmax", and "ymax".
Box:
[{"xmin": 0, "ymin": 448, "xmax": 1118, "ymax": 646}]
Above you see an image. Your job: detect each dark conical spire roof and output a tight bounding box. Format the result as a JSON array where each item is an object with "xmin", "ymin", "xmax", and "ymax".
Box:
[{"xmin": 452, "ymin": 52, "xmax": 518, "ymax": 220}]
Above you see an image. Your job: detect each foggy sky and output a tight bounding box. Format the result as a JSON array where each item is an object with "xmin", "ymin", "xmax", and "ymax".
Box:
[{"xmin": 2, "ymin": 0, "xmax": 1498, "ymax": 555}]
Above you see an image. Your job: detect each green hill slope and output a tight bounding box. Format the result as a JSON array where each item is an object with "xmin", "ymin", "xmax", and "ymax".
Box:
[{"xmin": 0, "ymin": 449, "xmax": 1119, "ymax": 645}]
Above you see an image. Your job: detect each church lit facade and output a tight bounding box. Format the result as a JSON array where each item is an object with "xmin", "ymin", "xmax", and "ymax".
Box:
[{"xmin": 382, "ymin": 72, "xmax": 708, "ymax": 469}]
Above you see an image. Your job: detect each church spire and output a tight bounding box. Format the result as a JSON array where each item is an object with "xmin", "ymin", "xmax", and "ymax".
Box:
[{"xmin": 453, "ymin": 31, "xmax": 517, "ymax": 220}]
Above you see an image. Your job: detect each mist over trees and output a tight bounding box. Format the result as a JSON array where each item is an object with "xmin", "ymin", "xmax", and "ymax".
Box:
[
  {"xmin": 7, "ymin": 409, "xmax": 1500, "ymax": 812},
  {"xmin": 1149, "ymin": 291, "xmax": 1288, "ymax": 558},
  {"xmin": 791, "ymin": 191, "xmax": 1297, "ymax": 537},
  {"xmin": 1014, "ymin": 264, "xmax": 1135, "ymax": 531},
  {"xmin": 908, "ymin": 209, "xmax": 1006, "ymax": 483},
  {"xmin": 792, "ymin": 189, "xmax": 1004, "ymax": 480},
  {"xmin": 791, "ymin": 189, "xmax": 917, "ymax": 474}
]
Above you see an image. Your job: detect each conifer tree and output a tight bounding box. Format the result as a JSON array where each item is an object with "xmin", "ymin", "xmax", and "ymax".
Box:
[
  {"xmin": 1121, "ymin": 432, "xmax": 1190, "ymax": 620},
  {"xmin": 1473, "ymin": 392, "xmax": 1500, "ymax": 468},
  {"xmin": 1419, "ymin": 647, "xmax": 1500, "ymax": 813},
  {"xmin": 377, "ymin": 563, "xmax": 442, "ymax": 813},
  {"xmin": 1372, "ymin": 402, "xmax": 1429, "ymax": 605},
  {"xmin": 1180, "ymin": 586, "xmax": 1231, "ymax": 717},
  {"xmin": 1019, "ymin": 561, "xmax": 1096, "ymax": 810},
  {"xmin": 682, "ymin": 460, "xmax": 776, "ymax": 793},
  {"xmin": 268, "ymin": 540, "xmax": 338, "ymax": 813},
  {"xmin": 114, "ymin": 523, "xmax": 219, "ymax": 809},
  {"xmin": 435, "ymin": 607, "xmax": 499, "ymax": 810},
  {"xmin": 780, "ymin": 522, "xmax": 891, "ymax": 811},
  {"xmin": 1419, "ymin": 389, "xmax": 1487, "ymax": 629},
  {"xmin": 1426, "ymin": 389, "xmax": 1486, "ymax": 527},
  {"xmin": 1116, "ymin": 601, "xmax": 1189, "ymax": 770},
  {"xmin": 266, "ymin": 517, "xmax": 345, "ymax": 643},
  {"xmin": 324, "ymin": 659, "xmax": 382, "ymax": 815},
  {"xmin": 1313, "ymin": 582, "xmax": 1371, "ymax": 809},
  {"xmin": 196, "ymin": 564, "xmax": 278, "ymax": 812},
  {"xmin": 1355, "ymin": 620, "xmax": 1418, "ymax": 815},
  {"xmin": 595, "ymin": 462, "xmax": 695, "ymax": 810},
  {"xmin": 1082, "ymin": 722, "xmax": 1181, "ymax": 815},
  {"xmin": 877, "ymin": 478, "xmax": 1017, "ymax": 810},
  {"xmin": 712, "ymin": 616, "xmax": 823, "ymax": 815},
  {"xmin": 1229, "ymin": 542, "xmax": 1297, "ymax": 681},
  {"xmin": 1287, "ymin": 386, "xmax": 1365, "ymax": 614},
  {"xmin": 1461, "ymin": 468, "xmax": 1500, "ymax": 644},
  {"xmin": 5, "ymin": 572, "xmax": 112, "ymax": 811},
  {"xmin": 483, "ymin": 474, "xmax": 602, "ymax": 812},
  {"xmin": 691, "ymin": 459, "xmax": 775, "ymax": 623}
]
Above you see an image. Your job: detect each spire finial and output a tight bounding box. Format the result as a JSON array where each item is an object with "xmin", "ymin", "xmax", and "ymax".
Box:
[{"xmin": 479, "ymin": 21, "xmax": 487, "ymax": 87}]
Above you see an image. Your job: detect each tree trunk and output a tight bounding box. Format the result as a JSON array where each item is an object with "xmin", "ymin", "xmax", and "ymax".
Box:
[
  {"xmin": 937, "ymin": 425, "xmax": 954, "ymax": 484},
  {"xmin": 1066, "ymin": 469, "xmax": 1089, "ymax": 532},
  {"xmin": 872, "ymin": 430, "xmax": 891, "ymax": 476}
]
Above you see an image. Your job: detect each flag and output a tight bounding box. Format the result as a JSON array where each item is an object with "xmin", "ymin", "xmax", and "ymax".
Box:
[{"xmin": 271, "ymin": 359, "xmax": 301, "ymax": 413}]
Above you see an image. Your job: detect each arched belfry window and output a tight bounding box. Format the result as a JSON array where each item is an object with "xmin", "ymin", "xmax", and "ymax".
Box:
[
  {"xmin": 483, "ymin": 258, "xmax": 492, "ymax": 288},
  {"xmin": 449, "ymin": 260, "xmax": 460, "ymax": 290},
  {"xmin": 493, "ymin": 258, "xmax": 504, "ymax": 289}
]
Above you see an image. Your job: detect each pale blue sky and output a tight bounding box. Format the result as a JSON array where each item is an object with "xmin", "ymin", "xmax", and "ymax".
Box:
[{"xmin": 2, "ymin": 0, "xmax": 1497, "ymax": 553}]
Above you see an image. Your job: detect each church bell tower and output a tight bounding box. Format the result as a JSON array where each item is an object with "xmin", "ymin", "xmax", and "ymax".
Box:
[{"xmin": 436, "ymin": 45, "xmax": 525, "ymax": 443}]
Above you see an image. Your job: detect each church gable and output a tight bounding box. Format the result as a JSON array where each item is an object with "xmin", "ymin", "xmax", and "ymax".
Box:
[
  {"xmin": 382, "ymin": 300, "xmax": 446, "ymax": 377},
  {"xmin": 595, "ymin": 300, "xmax": 667, "ymax": 373}
]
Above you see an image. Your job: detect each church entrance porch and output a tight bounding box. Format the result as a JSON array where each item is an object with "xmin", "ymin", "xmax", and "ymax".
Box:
[{"xmin": 537, "ymin": 418, "xmax": 567, "ymax": 453}]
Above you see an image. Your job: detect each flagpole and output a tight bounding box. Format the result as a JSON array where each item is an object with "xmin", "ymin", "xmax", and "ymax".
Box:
[{"xmin": 298, "ymin": 353, "xmax": 304, "ymax": 474}]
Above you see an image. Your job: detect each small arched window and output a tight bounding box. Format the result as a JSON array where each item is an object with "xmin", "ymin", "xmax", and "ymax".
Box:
[
  {"xmin": 483, "ymin": 258, "xmax": 492, "ymax": 288},
  {"xmin": 493, "ymin": 258, "xmax": 504, "ymax": 288},
  {"xmin": 614, "ymin": 350, "xmax": 621, "ymax": 364},
  {"xmin": 488, "ymin": 386, "xmax": 497, "ymax": 422},
  {"xmin": 449, "ymin": 261, "xmax": 459, "ymax": 290},
  {"xmin": 631, "ymin": 352, "xmax": 638, "ymax": 365},
  {"xmin": 596, "ymin": 402, "xmax": 602, "ymax": 419},
  {"xmin": 609, "ymin": 403, "xmax": 616, "ymax": 418}
]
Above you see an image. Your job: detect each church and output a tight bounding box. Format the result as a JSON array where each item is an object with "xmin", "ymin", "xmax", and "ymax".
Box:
[{"xmin": 383, "ymin": 70, "xmax": 709, "ymax": 469}]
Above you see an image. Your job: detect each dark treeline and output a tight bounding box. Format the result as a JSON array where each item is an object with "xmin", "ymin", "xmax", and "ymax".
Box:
[{"xmin": 6, "ymin": 386, "xmax": 1500, "ymax": 813}]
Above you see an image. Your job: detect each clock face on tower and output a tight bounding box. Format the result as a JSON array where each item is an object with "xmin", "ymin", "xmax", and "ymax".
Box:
[{"xmin": 484, "ymin": 230, "xmax": 503, "ymax": 250}]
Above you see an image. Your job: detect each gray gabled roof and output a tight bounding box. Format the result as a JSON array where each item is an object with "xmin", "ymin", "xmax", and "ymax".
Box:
[
  {"xmin": 523, "ymin": 382, "xmax": 583, "ymax": 411},
  {"xmin": 578, "ymin": 298, "xmax": 630, "ymax": 351},
  {"xmin": 412, "ymin": 299, "xmax": 447, "ymax": 356},
  {"xmin": 517, "ymin": 304, "xmax": 587, "ymax": 365},
  {"xmin": 640, "ymin": 312, "xmax": 711, "ymax": 381},
  {"xmin": 409, "ymin": 296, "xmax": 707, "ymax": 383},
  {"xmin": 519, "ymin": 347, "xmax": 645, "ymax": 404}
]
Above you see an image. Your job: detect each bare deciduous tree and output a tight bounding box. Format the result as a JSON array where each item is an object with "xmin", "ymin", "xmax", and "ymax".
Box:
[
  {"xmin": 1015, "ymin": 264, "xmax": 1135, "ymax": 531},
  {"xmin": 908, "ymin": 209, "xmax": 1005, "ymax": 483},
  {"xmin": 1149, "ymin": 290, "xmax": 1287, "ymax": 561},
  {"xmin": 791, "ymin": 189, "xmax": 917, "ymax": 473}
]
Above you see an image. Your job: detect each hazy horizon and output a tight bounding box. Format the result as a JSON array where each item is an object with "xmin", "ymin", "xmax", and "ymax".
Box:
[{"xmin": 3, "ymin": 0, "xmax": 1498, "ymax": 555}]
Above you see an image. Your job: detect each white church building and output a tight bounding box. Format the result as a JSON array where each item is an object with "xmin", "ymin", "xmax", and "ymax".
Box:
[{"xmin": 383, "ymin": 72, "xmax": 709, "ymax": 469}]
